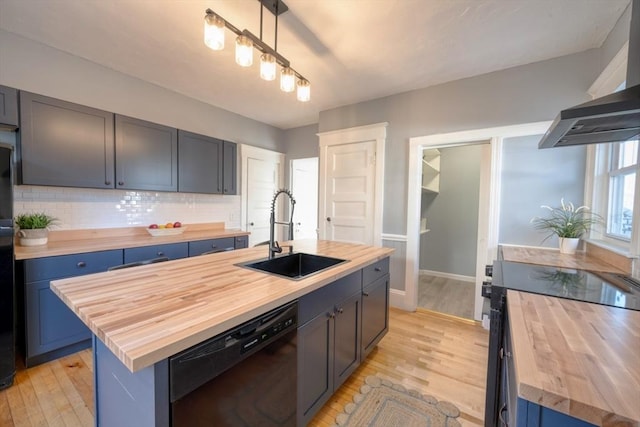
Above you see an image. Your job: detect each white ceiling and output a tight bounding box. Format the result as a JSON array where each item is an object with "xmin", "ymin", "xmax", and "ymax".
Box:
[{"xmin": 0, "ymin": 0, "xmax": 631, "ymax": 129}]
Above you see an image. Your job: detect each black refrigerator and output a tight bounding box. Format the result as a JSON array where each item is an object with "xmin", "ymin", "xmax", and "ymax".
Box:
[{"xmin": 0, "ymin": 145, "xmax": 15, "ymax": 390}]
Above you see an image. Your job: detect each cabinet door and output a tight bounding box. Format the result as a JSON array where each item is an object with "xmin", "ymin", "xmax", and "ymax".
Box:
[
  {"xmin": 188, "ymin": 238, "xmax": 235, "ymax": 257},
  {"xmin": 25, "ymin": 280, "xmax": 90, "ymax": 361},
  {"xmin": 361, "ymin": 274, "xmax": 389, "ymax": 358},
  {"xmin": 222, "ymin": 141, "xmax": 237, "ymax": 195},
  {"xmin": 124, "ymin": 243, "xmax": 188, "ymax": 263},
  {"xmin": 178, "ymin": 130, "xmax": 223, "ymax": 194},
  {"xmin": 234, "ymin": 235, "xmax": 248, "ymax": 249},
  {"xmin": 115, "ymin": 115, "xmax": 177, "ymax": 191},
  {"xmin": 333, "ymin": 292, "xmax": 361, "ymax": 389},
  {"xmin": 0, "ymin": 85, "xmax": 18, "ymax": 126},
  {"xmin": 297, "ymin": 311, "xmax": 334, "ymax": 427},
  {"xmin": 19, "ymin": 92, "xmax": 115, "ymax": 188}
]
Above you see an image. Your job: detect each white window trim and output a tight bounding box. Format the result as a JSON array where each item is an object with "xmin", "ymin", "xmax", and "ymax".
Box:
[{"xmin": 583, "ymin": 41, "xmax": 640, "ymax": 258}]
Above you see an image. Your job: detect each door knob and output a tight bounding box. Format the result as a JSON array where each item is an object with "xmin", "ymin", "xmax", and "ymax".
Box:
[
  {"xmin": 326, "ymin": 217, "xmax": 331, "ymax": 222},
  {"xmin": 250, "ymin": 222, "xmax": 254, "ymax": 226}
]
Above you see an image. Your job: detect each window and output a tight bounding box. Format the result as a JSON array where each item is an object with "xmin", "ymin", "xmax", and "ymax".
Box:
[{"xmin": 606, "ymin": 139, "xmax": 638, "ymax": 240}]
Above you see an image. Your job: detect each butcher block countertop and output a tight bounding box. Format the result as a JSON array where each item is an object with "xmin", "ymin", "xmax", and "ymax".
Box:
[
  {"xmin": 501, "ymin": 246, "xmax": 629, "ymax": 274},
  {"xmin": 51, "ymin": 240, "xmax": 393, "ymax": 373},
  {"xmin": 14, "ymin": 222, "xmax": 249, "ymax": 260},
  {"xmin": 507, "ymin": 290, "xmax": 640, "ymax": 426}
]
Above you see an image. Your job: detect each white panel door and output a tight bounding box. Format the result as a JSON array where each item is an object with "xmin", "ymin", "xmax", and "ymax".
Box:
[
  {"xmin": 291, "ymin": 158, "xmax": 319, "ymax": 240},
  {"xmin": 242, "ymin": 146, "xmax": 284, "ymax": 247},
  {"xmin": 323, "ymin": 141, "xmax": 376, "ymax": 244}
]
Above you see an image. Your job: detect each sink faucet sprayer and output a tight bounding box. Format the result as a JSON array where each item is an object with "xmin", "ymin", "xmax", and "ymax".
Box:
[{"xmin": 269, "ymin": 189, "xmax": 296, "ymax": 259}]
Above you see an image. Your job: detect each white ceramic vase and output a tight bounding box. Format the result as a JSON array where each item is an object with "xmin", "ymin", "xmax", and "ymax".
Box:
[
  {"xmin": 18, "ymin": 228, "xmax": 49, "ymax": 246},
  {"xmin": 559, "ymin": 237, "xmax": 580, "ymax": 255}
]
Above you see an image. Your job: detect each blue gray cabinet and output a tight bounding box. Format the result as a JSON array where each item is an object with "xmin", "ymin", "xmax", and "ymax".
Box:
[
  {"xmin": 0, "ymin": 85, "xmax": 18, "ymax": 127},
  {"xmin": 222, "ymin": 141, "xmax": 237, "ymax": 195},
  {"xmin": 234, "ymin": 235, "xmax": 248, "ymax": 249},
  {"xmin": 361, "ymin": 258, "xmax": 390, "ymax": 358},
  {"xmin": 124, "ymin": 243, "xmax": 188, "ymax": 263},
  {"xmin": 177, "ymin": 130, "xmax": 223, "ymax": 194},
  {"xmin": 297, "ymin": 270, "xmax": 362, "ymax": 426},
  {"xmin": 188, "ymin": 237, "xmax": 235, "ymax": 257},
  {"xmin": 115, "ymin": 115, "xmax": 178, "ymax": 192},
  {"xmin": 18, "ymin": 91, "xmax": 115, "ymax": 188},
  {"xmin": 23, "ymin": 250, "xmax": 123, "ymax": 366}
]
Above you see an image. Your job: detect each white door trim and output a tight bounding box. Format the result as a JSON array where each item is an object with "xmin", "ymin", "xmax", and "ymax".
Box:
[
  {"xmin": 240, "ymin": 144, "xmax": 285, "ymax": 233},
  {"xmin": 405, "ymin": 121, "xmax": 552, "ymax": 319},
  {"xmin": 318, "ymin": 122, "xmax": 388, "ymax": 246}
]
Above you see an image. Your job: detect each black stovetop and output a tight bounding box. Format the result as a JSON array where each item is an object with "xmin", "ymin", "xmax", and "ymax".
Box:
[{"xmin": 493, "ymin": 261, "xmax": 640, "ymax": 311}]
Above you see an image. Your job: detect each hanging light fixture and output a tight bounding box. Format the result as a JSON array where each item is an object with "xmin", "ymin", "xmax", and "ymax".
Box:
[
  {"xmin": 204, "ymin": 11, "xmax": 225, "ymax": 51},
  {"xmin": 203, "ymin": 1, "xmax": 310, "ymax": 101},
  {"xmin": 280, "ymin": 67, "xmax": 296, "ymax": 92},
  {"xmin": 260, "ymin": 53, "xmax": 276, "ymax": 81},
  {"xmin": 296, "ymin": 78, "xmax": 311, "ymax": 102}
]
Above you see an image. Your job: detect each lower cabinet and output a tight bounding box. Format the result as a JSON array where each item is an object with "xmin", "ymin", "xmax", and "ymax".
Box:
[
  {"xmin": 361, "ymin": 274, "xmax": 389, "ymax": 359},
  {"xmin": 23, "ymin": 250, "xmax": 123, "ymax": 366},
  {"xmin": 188, "ymin": 238, "xmax": 235, "ymax": 256},
  {"xmin": 124, "ymin": 243, "xmax": 188, "ymax": 263}
]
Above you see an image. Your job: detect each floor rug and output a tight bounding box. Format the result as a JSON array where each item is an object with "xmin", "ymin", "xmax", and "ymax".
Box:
[{"xmin": 332, "ymin": 375, "xmax": 462, "ymax": 427}]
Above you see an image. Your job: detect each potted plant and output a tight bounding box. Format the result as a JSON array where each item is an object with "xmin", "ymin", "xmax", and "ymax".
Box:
[
  {"xmin": 14, "ymin": 212, "xmax": 57, "ymax": 246},
  {"xmin": 531, "ymin": 198, "xmax": 602, "ymax": 254}
]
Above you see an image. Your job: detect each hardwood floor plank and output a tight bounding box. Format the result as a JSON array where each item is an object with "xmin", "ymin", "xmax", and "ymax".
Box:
[
  {"xmin": 418, "ymin": 274, "xmax": 475, "ymax": 319},
  {"xmin": 0, "ymin": 309, "xmax": 488, "ymax": 427}
]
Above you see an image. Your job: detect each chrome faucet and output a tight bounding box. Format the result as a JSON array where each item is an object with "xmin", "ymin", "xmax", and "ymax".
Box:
[{"xmin": 269, "ymin": 189, "xmax": 296, "ymax": 259}]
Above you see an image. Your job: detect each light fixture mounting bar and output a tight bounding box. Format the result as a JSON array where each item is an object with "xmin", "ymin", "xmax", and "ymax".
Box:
[
  {"xmin": 241, "ymin": 30, "xmax": 290, "ymax": 68},
  {"xmin": 259, "ymin": 0, "xmax": 289, "ymax": 16}
]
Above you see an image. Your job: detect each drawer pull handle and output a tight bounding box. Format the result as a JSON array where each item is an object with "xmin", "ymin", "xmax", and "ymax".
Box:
[
  {"xmin": 327, "ymin": 312, "xmax": 335, "ymax": 319},
  {"xmin": 157, "ymin": 251, "xmax": 164, "ymax": 256},
  {"xmin": 499, "ymin": 403, "xmax": 508, "ymax": 426},
  {"xmin": 211, "ymin": 245, "xmax": 217, "ymax": 249},
  {"xmin": 374, "ymin": 267, "xmax": 382, "ymax": 272},
  {"xmin": 336, "ymin": 308, "xmax": 344, "ymax": 314},
  {"xmin": 77, "ymin": 262, "xmax": 86, "ymax": 268},
  {"xmin": 105, "ymin": 180, "xmax": 111, "ymax": 186},
  {"xmin": 363, "ymin": 292, "xmax": 369, "ymax": 297},
  {"xmin": 118, "ymin": 181, "xmax": 124, "ymax": 186}
]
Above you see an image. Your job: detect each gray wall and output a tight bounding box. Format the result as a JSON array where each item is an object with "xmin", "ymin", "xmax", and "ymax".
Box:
[
  {"xmin": 319, "ymin": 49, "xmax": 602, "ymax": 235},
  {"xmin": 283, "ymin": 124, "xmax": 319, "ymax": 187},
  {"xmin": 499, "ymin": 135, "xmax": 587, "ymax": 248},
  {"xmin": 0, "ymin": 30, "xmax": 285, "ymax": 151},
  {"xmin": 420, "ymin": 145, "xmax": 482, "ymax": 276}
]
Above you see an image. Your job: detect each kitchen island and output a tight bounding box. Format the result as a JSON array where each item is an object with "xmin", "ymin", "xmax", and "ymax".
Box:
[{"xmin": 51, "ymin": 240, "xmax": 393, "ymax": 426}]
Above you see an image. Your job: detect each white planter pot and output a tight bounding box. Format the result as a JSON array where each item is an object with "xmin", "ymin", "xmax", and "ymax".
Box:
[
  {"xmin": 18, "ymin": 229, "xmax": 49, "ymax": 246},
  {"xmin": 559, "ymin": 237, "xmax": 580, "ymax": 255}
]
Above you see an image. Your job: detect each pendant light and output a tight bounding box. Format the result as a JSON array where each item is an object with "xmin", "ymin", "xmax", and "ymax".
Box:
[
  {"xmin": 204, "ymin": 11, "xmax": 225, "ymax": 51},
  {"xmin": 296, "ymin": 78, "xmax": 311, "ymax": 102},
  {"xmin": 235, "ymin": 35, "xmax": 253, "ymax": 67},
  {"xmin": 260, "ymin": 53, "xmax": 277, "ymax": 81},
  {"xmin": 280, "ymin": 67, "xmax": 296, "ymax": 92}
]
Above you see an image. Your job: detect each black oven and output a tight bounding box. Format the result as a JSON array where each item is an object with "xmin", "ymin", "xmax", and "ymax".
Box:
[{"xmin": 484, "ymin": 260, "xmax": 640, "ymax": 427}]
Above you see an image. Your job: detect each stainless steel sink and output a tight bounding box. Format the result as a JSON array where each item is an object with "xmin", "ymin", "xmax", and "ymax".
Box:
[{"xmin": 239, "ymin": 253, "xmax": 347, "ymax": 280}]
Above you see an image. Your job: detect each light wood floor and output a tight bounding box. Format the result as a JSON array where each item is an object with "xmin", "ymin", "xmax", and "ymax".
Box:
[
  {"xmin": 418, "ymin": 274, "xmax": 476, "ymax": 319},
  {"xmin": 0, "ymin": 308, "xmax": 489, "ymax": 427}
]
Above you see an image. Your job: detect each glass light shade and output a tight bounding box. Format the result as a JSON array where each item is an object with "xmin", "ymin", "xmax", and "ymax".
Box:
[
  {"xmin": 235, "ymin": 35, "xmax": 253, "ymax": 67},
  {"xmin": 204, "ymin": 13, "xmax": 225, "ymax": 51},
  {"xmin": 296, "ymin": 79, "xmax": 311, "ymax": 102},
  {"xmin": 260, "ymin": 53, "xmax": 277, "ymax": 81},
  {"xmin": 280, "ymin": 67, "xmax": 295, "ymax": 92}
]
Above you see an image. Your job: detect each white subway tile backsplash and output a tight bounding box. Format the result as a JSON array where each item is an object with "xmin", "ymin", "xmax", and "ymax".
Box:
[{"xmin": 13, "ymin": 185, "xmax": 241, "ymax": 230}]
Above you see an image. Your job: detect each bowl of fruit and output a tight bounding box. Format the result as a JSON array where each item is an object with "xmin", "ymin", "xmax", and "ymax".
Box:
[{"xmin": 146, "ymin": 221, "xmax": 185, "ymax": 236}]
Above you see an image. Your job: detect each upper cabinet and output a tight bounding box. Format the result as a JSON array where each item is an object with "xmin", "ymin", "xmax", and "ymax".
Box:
[
  {"xmin": 222, "ymin": 141, "xmax": 237, "ymax": 195},
  {"xmin": 178, "ymin": 130, "xmax": 223, "ymax": 194},
  {"xmin": 0, "ymin": 85, "xmax": 18, "ymax": 128},
  {"xmin": 19, "ymin": 92, "xmax": 115, "ymax": 189},
  {"xmin": 115, "ymin": 115, "xmax": 178, "ymax": 192}
]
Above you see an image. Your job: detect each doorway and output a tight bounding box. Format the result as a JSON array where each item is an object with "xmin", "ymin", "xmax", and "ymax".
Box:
[
  {"xmin": 417, "ymin": 144, "xmax": 484, "ymax": 320},
  {"xmin": 290, "ymin": 158, "xmax": 319, "ymax": 240},
  {"xmin": 241, "ymin": 145, "xmax": 285, "ymax": 247}
]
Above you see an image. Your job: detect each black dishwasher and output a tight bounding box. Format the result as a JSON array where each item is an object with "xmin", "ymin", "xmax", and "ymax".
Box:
[{"xmin": 169, "ymin": 301, "xmax": 298, "ymax": 426}]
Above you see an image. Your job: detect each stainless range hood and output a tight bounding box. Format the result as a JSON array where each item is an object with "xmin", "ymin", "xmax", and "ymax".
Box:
[{"xmin": 539, "ymin": 0, "xmax": 640, "ymax": 148}]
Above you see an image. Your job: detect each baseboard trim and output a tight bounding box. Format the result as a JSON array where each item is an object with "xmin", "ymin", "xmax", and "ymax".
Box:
[
  {"xmin": 389, "ymin": 288, "xmax": 412, "ymax": 311},
  {"xmin": 419, "ymin": 269, "xmax": 475, "ymax": 283}
]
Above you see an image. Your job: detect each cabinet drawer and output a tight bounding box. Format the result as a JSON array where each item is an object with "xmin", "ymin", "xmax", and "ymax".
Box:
[
  {"xmin": 25, "ymin": 250, "xmax": 123, "ymax": 282},
  {"xmin": 299, "ymin": 270, "xmax": 362, "ymax": 325},
  {"xmin": 234, "ymin": 235, "xmax": 248, "ymax": 249},
  {"xmin": 362, "ymin": 257, "xmax": 389, "ymax": 286},
  {"xmin": 124, "ymin": 243, "xmax": 188, "ymax": 263},
  {"xmin": 188, "ymin": 238, "xmax": 236, "ymax": 256}
]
